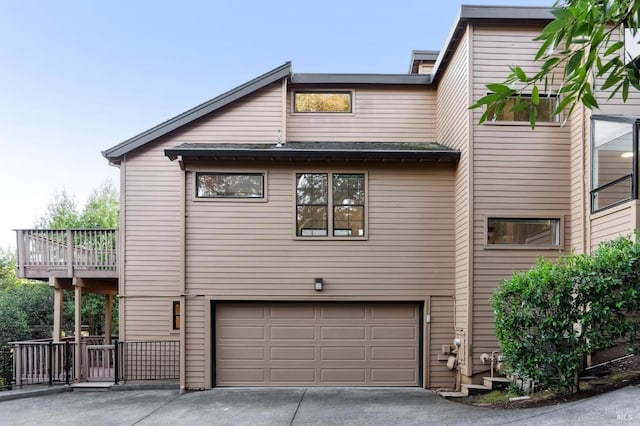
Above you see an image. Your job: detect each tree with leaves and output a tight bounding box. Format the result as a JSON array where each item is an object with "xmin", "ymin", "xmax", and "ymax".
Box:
[{"xmin": 471, "ymin": 0, "xmax": 640, "ymax": 127}]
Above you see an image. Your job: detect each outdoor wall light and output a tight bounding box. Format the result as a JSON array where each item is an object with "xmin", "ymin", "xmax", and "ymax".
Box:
[{"xmin": 314, "ymin": 278, "xmax": 323, "ymax": 291}]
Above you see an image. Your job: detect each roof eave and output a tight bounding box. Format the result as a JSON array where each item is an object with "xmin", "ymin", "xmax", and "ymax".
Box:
[
  {"xmin": 291, "ymin": 73, "xmax": 431, "ymax": 85},
  {"xmin": 102, "ymin": 62, "xmax": 293, "ymax": 163},
  {"xmin": 165, "ymin": 147, "xmax": 460, "ymax": 162}
]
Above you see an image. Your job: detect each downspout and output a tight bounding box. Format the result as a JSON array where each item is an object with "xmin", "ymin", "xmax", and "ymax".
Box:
[{"xmin": 179, "ymin": 157, "xmax": 187, "ymax": 394}]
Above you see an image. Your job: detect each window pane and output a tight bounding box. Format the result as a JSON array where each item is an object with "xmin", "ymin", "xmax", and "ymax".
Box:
[
  {"xmin": 494, "ymin": 96, "xmax": 559, "ymax": 122},
  {"xmin": 592, "ymin": 119, "xmax": 634, "ymax": 211},
  {"xmin": 173, "ymin": 301, "xmax": 180, "ymax": 330},
  {"xmin": 297, "ymin": 206, "xmax": 328, "ymax": 236},
  {"xmin": 294, "ymin": 92, "xmax": 352, "ymax": 113},
  {"xmin": 197, "ymin": 173, "xmax": 263, "ymax": 198},
  {"xmin": 487, "ymin": 218, "xmax": 560, "ymax": 246},
  {"xmin": 296, "ymin": 173, "xmax": 328, "ymax": 236},
  {"xmin": 334, "ymin": 206, "xmax": 364, "ymax": 237},
  {"xmin": 333, "ymin": 174, "xmax": 365, "ymax": 237}
]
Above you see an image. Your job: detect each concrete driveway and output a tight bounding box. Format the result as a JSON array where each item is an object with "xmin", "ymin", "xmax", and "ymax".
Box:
[{"xmin": 0, "ymin": 385, "xmax": 638, "ymax": 425}]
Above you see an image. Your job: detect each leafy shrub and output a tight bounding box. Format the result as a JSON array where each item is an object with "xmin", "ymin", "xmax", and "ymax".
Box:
[{"xmin": 492, "ymin": 233, "xmax": 640, "ymax": 392}]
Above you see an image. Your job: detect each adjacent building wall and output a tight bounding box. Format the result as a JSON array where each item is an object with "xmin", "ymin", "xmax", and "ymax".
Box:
[{"xmin": 469, "ymin": 25, "xmax": 572, "ymax": 375}]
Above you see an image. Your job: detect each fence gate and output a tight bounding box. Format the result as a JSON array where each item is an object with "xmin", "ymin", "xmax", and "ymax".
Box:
[{"xmin": 83, "ymin": 344, "xmax": 115, "ymax": 381}]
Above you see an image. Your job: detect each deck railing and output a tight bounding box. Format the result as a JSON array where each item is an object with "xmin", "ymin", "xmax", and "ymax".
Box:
[{"xmin": 15, "ymin": 229, "xmax": 118, "ymax": 278}]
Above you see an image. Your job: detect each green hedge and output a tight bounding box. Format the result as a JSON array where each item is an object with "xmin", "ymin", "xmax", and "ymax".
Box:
[{"xmin": 491, "ymin": 233, "xmax": 640, "ymax": 392}]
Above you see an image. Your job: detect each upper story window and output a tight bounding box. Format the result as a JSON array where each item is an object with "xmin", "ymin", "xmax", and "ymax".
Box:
[
  {"xmin": 296, "ymin": 173, "xmax": 365, "ymax": 238},
  {"xmin": 492, "ymin": 94, "xmax": 560, "ymax": 123},
  {"xmin": 591, "ymin": 116, "xmax": 640, "ymax": 212},
  {"xmin": 294, "ymin": 91, "xmax": 352, "ymax": 113},
  {"xmin": 487, "ymin": 218, "xmax": 561, "ymax": 248},
  {"xmin": 196, "ymin": 173, "xmax": 264, "ymax": 198}
]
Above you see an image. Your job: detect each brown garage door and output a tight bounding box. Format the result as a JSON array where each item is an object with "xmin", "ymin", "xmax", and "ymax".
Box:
[{"xmin": 214, "ymin": 302, "xmax": 421, "ymax": 386}]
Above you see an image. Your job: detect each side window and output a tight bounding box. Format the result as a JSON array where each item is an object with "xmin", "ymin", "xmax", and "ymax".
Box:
[
  {"xmin": 196, "ymin": 173, "xmax": 264, "ymax": 198},
  {"xmin": 487, "ymin": 218, "xmax": 561, "ymax": 248},
  {"xmin": 172, "ymin": 301, "xmax": 181, "ymax": 330},
  {"xmin": 296, "ymin": 173, "xmax": 329, "ymax": 236},
  {"xmin": 490, "ymin": 94, "xmax": 559, "ymax": 123}
]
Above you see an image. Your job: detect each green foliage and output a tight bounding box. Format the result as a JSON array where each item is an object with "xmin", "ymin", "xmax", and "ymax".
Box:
[
  {"xmin": 36, "ymin": 180, "xmax": 119, "ymax": 229},
  {"xmin": 470, "ymin": 0, "xmax": 640, "ymax": 128},
  {"xmin": 492, "ymin": 233, "xmax": 640, "ymax": 392}
]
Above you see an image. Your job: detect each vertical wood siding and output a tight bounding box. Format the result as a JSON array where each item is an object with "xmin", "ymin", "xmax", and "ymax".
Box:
[
  {"xmin": 286, "ymin": 86, "xmax": 437, "ymax": 142},
  {"xmin": 436, "ymin": 29, "xmax": 471, "ymax": 337},
  {"xmin": 470, "ymin": 25, "xmax": 572, "ymax": 373}
]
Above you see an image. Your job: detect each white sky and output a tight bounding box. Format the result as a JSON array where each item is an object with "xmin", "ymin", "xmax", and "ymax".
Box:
[{"xmin": 0, "ymin": 0, "xmax": 553, "ymax": 250}]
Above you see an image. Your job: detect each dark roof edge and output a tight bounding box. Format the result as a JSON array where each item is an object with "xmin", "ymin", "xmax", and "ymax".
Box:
[
  {"xmin": 292, "ymin": 73, "xmax": 431, "ymax": 85},
  {"xmin": 409, "ymin": 50, "xmax": 439, "ymax": 74},
  {"xmin": 165, "ymin": 146, "xmax": 460, "ymax": 161},
  {"xmin": 432, "ymin": 6, "xmax": 553, "ymax": 83},
  {"xmin": 102, "ymin": 62, "xmax": 292, "ymax": 162}
]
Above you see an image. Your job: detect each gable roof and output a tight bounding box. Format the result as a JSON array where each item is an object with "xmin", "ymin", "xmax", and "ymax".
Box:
[{"xmin": 102, "ymin": 62, "xmax": 292, "ymax": 164}]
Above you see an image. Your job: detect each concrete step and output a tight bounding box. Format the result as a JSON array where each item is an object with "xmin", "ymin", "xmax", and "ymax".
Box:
[
  {"xmin": 71, "ymin": 382, "xmax": 113, "ymax": 392},
  {"xmin": 438, "ymin": 391, "xmax": 466, "ymax": 399},
  {"xmin": 461, "ymin": 384, "xmax": 490, "ymax": 396},
  {"xmin": 483, "ymin": 376, "xmax": 511, "ymax": 390}
]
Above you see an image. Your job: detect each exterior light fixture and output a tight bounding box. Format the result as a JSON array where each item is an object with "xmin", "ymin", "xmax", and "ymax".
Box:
[{"xmin": 314, "ymin": 278, "xmax": 323, "ymax": 291}]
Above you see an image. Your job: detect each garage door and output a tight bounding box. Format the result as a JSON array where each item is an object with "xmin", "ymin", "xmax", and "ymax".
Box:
[{"xmin": 214, "ymin": 302, "xmax": 421, "ymax": 386}]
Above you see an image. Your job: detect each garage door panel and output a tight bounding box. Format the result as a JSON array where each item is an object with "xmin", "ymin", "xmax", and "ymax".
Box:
[
  {"xmin": 371, "ymin": 304, "xmax": 419, "ymax": 320},
  {"xmin": 320, "ymin": 326, "xmax": 366, "ymax": 340},
  {"xmin": 371, "ymin": 346, "xmax": 417, "ymax": 361},
  {"xmin": 271, "ymin": 326, "xmax": 316, "ymax": 340},
  {"xmin": 371, "ymin": 326, "xmax": 417, "ymax": 340},
  {"xmin": 320, "ymin": 304, "xmax": 366, "ymax": 319},
  {"xmin": 270, "ymin": 368, "xmax": 316, "ymax": 383},
  {"xmin": 371, "ymin": 368, "xmax": 416, "ymax": 383},
  {"xmin": 218, "ymin": 304, "xmax": 266, "ymax": 319},
  {"xmin": 320, "ymin": 346, "xmax": 366, "ymax": 361},
  {"xmin": 270, "ymin": 304, "xmax": 316, "ymax": 319},
  {"xmin": 215, "ymin": 302, "xmax": 420, "ymax": 386},
  {"xmin": 321, "ymin": 369, "xmax": 366, "ymax": 383},
  {"xmin": 271, "ymin": 347, "xmax": 316, "ymax": 361},
  {"xmin": 217, "ymin": 346, "xmax": 265, "ymax": 360},
  {"xmin": 217, "ymin": 326, "xmax": 265, "ymax": 340}
]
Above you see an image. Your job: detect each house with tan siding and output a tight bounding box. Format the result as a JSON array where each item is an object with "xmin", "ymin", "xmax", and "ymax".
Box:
[{"xmin": 95, "ymin": 5, "xmax": 640, "ymax": 391}]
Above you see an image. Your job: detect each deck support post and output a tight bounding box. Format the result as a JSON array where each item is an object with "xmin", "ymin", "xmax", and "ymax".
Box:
[
  {"xmin": 74, "ymin": 278, "xmax": 83, "ymax": 381},
  {"xmin": 50, "ymin": 277, "xmax": 64, "ymax": 342},
  {"xmin": 104, "ymin": 294, "xmax": 112, "ymax": 345}
]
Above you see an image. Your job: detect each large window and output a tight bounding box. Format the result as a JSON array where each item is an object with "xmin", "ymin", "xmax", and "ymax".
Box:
[
  {"xmin": 487, "ymin": 218, "xmax": 561, "ymax": 247},
  {"xmin": 294, "ymin": 91, "xmax": 352, "ymax": 113},
  {"xmin": 492, "ymin": 94, "xmax": 559, "ymax": 123},
  {"xmin": 196, "ymin": 173, "xmax": 264, "ymax": 198},
  {"xmin": 296, "ymin": 173, "xmax": 365, "ymax": 237},
  {"xmin": 591, "ymin": 117, "xmax": 639, "ymax": 212}
]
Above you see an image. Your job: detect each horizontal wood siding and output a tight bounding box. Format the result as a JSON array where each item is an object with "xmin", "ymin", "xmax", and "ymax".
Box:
[
  {"xmin": 569, "ymin": 106, "xmax": 586, "ymax": 253},
  {"xmin": 471, "ymin": 25, "xmax": 572, "ymax": 373},
  {"xmin": 436, "ymin": 28, "xmax": 470, "ymax": 335},
  {"xmin": 590, "ymin": 204, "xmax": 635, "ymax": 251},
  {"xmin": 184, "ymin": 163, "xmax": 454, "ymax": 297},
  {"xmin": 185, "ymin": 297, "xmax": 206, "ymax": 388},
  {"xmin": 172, "ymin": 83, "xmax": 283, "ymax": 144},
  {"xmin": 429, "ymin": 296, "xmax": 456, "ymax": 388},
  {"xmin": 286, "ymin": 86, "xmax": 436, "ymax": 142},
  {"xmin": 122, "ymin": 84, "xmax": 284, "ymax": 349}
]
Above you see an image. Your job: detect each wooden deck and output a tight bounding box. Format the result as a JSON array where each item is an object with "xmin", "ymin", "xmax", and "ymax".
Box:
[{"xmin": 15, "ymin": 229, "xmax": 118, "ymax": 280}]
